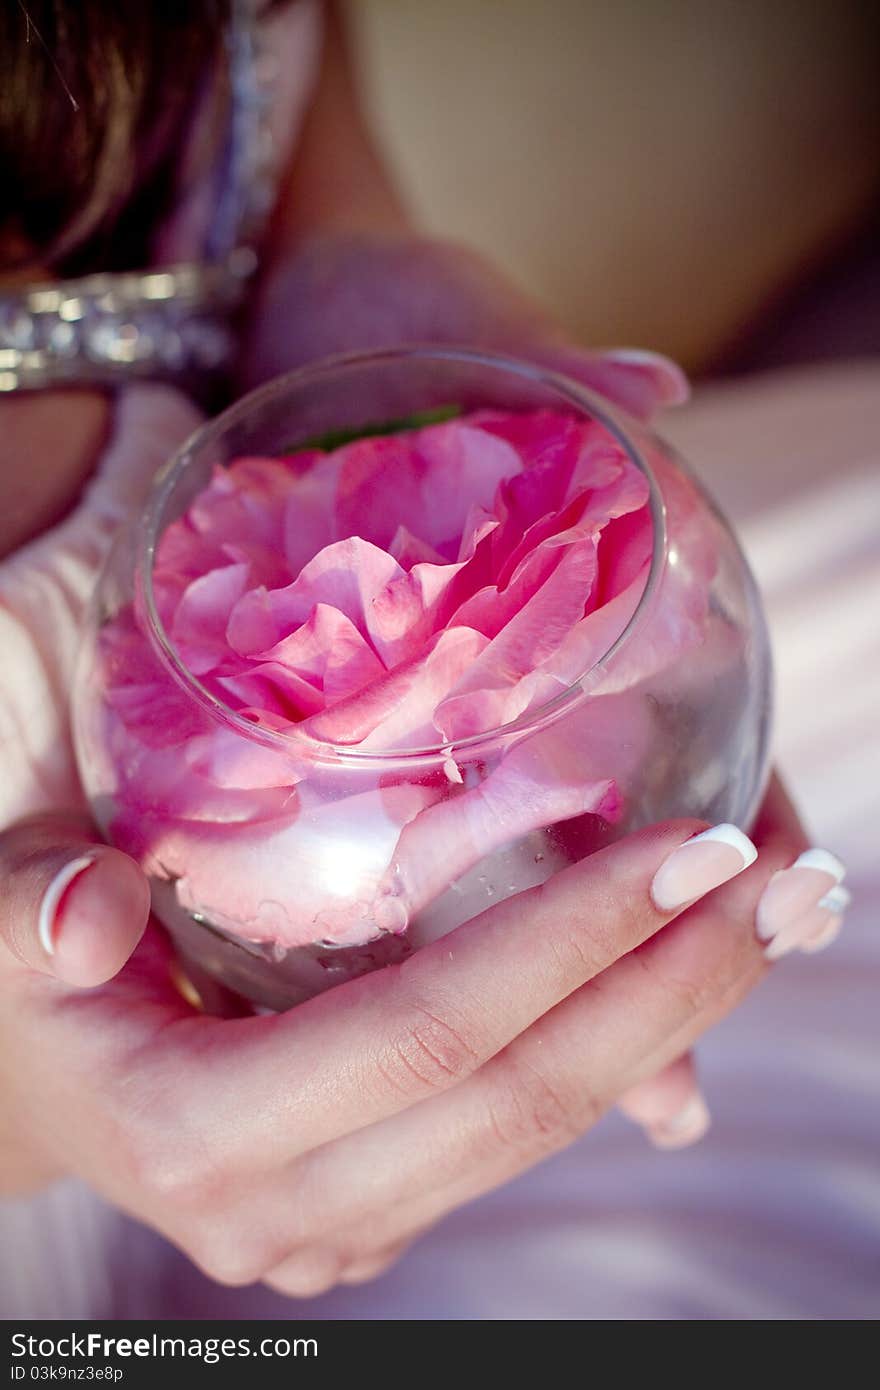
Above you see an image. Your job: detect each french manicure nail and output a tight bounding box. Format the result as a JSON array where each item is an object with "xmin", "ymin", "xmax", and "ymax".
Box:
[
  {"xmin": 762, "ymin": 882, "xmax": 850, "ymax": 960},
  {"xmin": 756, "ymin": 848, "xmax": 846, "ymax": 947},
  {"xmin": 800, "ymin": 913, "xmax": 845, "ymax": 955},
  {"xmin": 37, "ymin": 855, "xmax": 97, "ymax": 956},
  {"xmin": 764, "ymin": 905, "xmax": 841, "ymax": 960},
  {"xmin": 817, "ymin": 884, "xmax": 851, "ymax": 915},
  {"xmin": 764, "ymin": 883, "xmax": 851, "ymax": 960},
  {"xmin": 651, "ymin": 824, "xmax": 757, "ymax": 911},
  {"xmin": 647, "ymin": 1093, "xmax": 711, "ymax": 1150}
]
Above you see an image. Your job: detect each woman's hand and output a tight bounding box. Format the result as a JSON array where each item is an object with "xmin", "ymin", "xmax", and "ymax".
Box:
[
  {"xmin": 0, "ymin": 179, "xmax": 831, "ymax": 1291},
  {"xmin": 242, "ymin": 230, "xmax": 688, "ymax": 422},
  {"xmin": 0, "ymin": 278, "xmax": 796, "ymax": 1265},
  {"xmin": 0, "ymin": 377, "xmax": 847, "ymax": 1296},
  {"xmin": 0, "ymin": 776, "xmax": 827, "ymax": 1296}
]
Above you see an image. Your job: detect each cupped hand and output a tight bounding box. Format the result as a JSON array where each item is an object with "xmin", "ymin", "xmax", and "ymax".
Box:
[
  {"xmin": 0, "ymin": 773, "xmax": 817, "ymax": 1295},
  {"xmin": 0, "ymin": 270, "xmax": 823, "ymax": 1296}
]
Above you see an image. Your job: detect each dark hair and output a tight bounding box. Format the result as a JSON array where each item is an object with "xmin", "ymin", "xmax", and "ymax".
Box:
[{"xmin": 0, "ymin": 0, "xmax": 230, "ymax": 274}]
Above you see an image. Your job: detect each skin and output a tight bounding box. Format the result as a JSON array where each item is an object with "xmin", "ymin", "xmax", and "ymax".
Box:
[
  {"xmin": 0, "ymin": 2, "xmax": 820, "ymax": 1294},
  {"xmin": 0, "ymin": 784, "xmax": 805, "ymax": 1293}
]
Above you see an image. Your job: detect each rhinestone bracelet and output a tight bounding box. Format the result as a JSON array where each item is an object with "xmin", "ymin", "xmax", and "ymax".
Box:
[
  {"xmin": 0, "ymin": 0, "xmax": 276, "ymax": 395},
  {"xmin": 0, "ymin": 251, "xmax": 259, "ymax": 393}
]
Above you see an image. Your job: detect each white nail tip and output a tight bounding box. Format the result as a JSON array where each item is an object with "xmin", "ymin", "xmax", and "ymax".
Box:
[
  {"xmin": 664, "ymin": 1095, "xmax": 709, "ymax": 1134},
  {"xmin": 792, "ymin": 849, "xmax": 846, "ymax": 883},
  {"xmin": 37, "ymin": 855, "xmax": 97, "ymax": 956},
  {"xmin": 604, "ymin": 349, "xmax": 664, "ymax": 366},
  {"xmin": 649, "ymin": 1095, "xmax": 711, "ymax": 1149},
  {"xmin": 818, "ymin": 884, "xmax": 851, "ymax": 914},
  {"xmin": 689, "ymin": 823, "xmax": 758, "ymax": 868}
]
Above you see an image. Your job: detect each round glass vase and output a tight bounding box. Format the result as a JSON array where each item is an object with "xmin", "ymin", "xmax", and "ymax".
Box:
[{"xmin": 72, "ymin": 347, "xmax": 772, "ymax": 1012}]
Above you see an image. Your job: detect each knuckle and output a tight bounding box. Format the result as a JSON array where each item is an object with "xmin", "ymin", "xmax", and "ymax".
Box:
[
  {"xmin": 634, "ymin": 949, "xmax": 716, "ymax": 1020},
  {"xmin": 114, "ymin": 1089, "xmax": 229, "ymax": 1212},
  {"xmin": 540, "ymin": 881, "xmax": 648, "ymax": 989},
  {"xmin": 377, "ymin": 998, "xmax": 482, "ymax": 1098},
  {"xmin": 667, "ymin": 967, "xmax": 713, "ymax": 1019},
  {"xmin": 130, "ymin": 1135, "xmax": 226, "ymax": 1211},
  {"xmin": 543, "ymin": 920, "xmax": 604, "ymax": 986},
  {"xmin": 486, "ymin": 1052, "xmax": 598, "ymax": 1158}
]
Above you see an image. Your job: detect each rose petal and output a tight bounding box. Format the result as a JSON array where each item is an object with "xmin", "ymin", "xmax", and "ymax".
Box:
[
  {"xmin": 436, "ymin": 536, "xmax": 599, "ymax": 738},
  {"xmin": 190, "ymin": 456, "xmax": 306, "ymax": 552},
  {"xmin": 371, "ymin": 692, "xmax": 654, "ymax": 924},
  {"xmin": 498, "ymin": 451, "xmax": 649, "ymax": 592},
  {"xmin": 304, "ymin": 625, "xmax": 490, "ymax": 749},
  {"xmin": 220, "ymin": 539, "xmax": 291, "ymax": 592},
  {"xmin": 215, "ymin": 663, "xmax": 326, "ymax": 721},
  {"xmin": 282, "ymin": 453, "xmax": 343, "ymax": 574},
  {"xmin": 182, "ymin": 718, "xmax": 307, "ymax": 791},
  {"xmin": 388, "ymin": 524, "xmax": 446, "ymax": 568},
  {"xmin": 369, "ymin": 513, "xmax": 499, "ymax": 668},
  {"xmin": 226, "ymin": 537, "xmax": 404, "ymax": 660},
  {"xmin": 245, "ymin": 603, "xmax": 386, "ymax": 710},
  {"xmin": 334, "ymin": 422, "xmax": 523, "ymax": 555},
  {"xmin": 170, "ymin": 562, "xmax": 252, "ymax": 675},
  {"xmin": 152, "ymin": 781, "xmax": 444, "ymax": 948}
]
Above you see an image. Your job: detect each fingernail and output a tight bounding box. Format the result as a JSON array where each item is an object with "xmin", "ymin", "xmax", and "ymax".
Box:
[
  {"xmin": 756, "ymin": 849, "xmax": 847, "ymax": 953},
  {"xmin": 602, "ymin": 348, "xmax": 690, "ymax": 403},
  {"xmin": 817, "ymin": 884, "xmax": 851, "ymax": 916},
  {"xmin": 647, "ymin": 1093, "xmax": 711, "ymax": 1150},
  {"xmin": 800, "ymin": 912, "xmax": 846, "ymax": 955},
  {"xmin": 37, "ymin": 855, "xmax": 98, "ymax": 956},
  {"xmin": 651, "ymin": 824, "xmax": 757, "ymax": 911},
  {"xmin": 764, "ymin": 883, "xmax": 851, "ymax": 961}
]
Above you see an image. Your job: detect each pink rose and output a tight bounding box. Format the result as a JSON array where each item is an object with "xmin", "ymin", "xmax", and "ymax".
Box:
[{"xmin": 88, "ymin": 406, "xmax": 718, "ymax": 949}]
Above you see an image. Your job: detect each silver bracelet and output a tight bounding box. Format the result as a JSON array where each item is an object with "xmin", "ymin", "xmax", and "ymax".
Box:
[
  {"xmin": 0, "ymin": 0, "xmax": 276, "ymax": 395},
  {"xmin": 0, "ymin": 253, "xmax": 258, "ymax": 393}
]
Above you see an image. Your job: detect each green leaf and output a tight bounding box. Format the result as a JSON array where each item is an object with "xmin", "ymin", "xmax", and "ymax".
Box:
[{"xmin": 281, "ymin": 403, "xmax": 462, "ymax": 455}]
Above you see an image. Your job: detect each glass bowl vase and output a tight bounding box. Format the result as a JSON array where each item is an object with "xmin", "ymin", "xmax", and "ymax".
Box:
[{"xmin": 72, "ymin": 347, "xmax": 772, "ymax": 1011}]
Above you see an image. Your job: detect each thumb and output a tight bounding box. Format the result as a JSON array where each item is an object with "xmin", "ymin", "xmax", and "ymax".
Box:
[{"xmin": 0, "ymin": 815, "xmax": 151, "ymax": 987}]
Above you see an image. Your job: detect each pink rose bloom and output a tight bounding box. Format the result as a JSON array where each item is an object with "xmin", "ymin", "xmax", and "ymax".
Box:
[{"xmin": 88, "ymin": 407, "xmax": 718, "ymax": 950}]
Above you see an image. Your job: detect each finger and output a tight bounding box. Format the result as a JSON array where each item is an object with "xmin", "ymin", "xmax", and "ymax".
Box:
[
  {"xmin": 584, "ymin": 775, "xmax": 809, "ymax": 1152},
  {"xmin": 264, "ymin": 1237, "xmax": 416, "ymax": 1299},
  {"xmin": 539, "ymin": 344, "xmax": 690, "ymax": 419},
  {"xmin": 338, "ymin": 1238, "xmax": 415, "ymax": 1286},
  {"xmin": 617, "ymin": 1052, "xmax": 710, "ymax": 1149},
  {"xmin": 179, "ymin": 818, "xmax": 758, "ymax": 1159},
  {"xmin": 262, "ymin": 1237, "xmax": 415, "ymax": 1299},
  {"xmin": 559, "ymin": 772, "xmax": 811, "ymax": 1143},
  {"xmin": 749, "ymin": 771, "xmax": 848, "ymax": 959},
  {"xmin": 415, "ymin": 790, "xmax": 805, "ymax": 1170},
  {"xmin": 276, "ymin": 818, "xmax": 802, "ymax": 1258},
  {"xmin": 152, "ymin": 783, "xmax": 802, "ymax": 1279},
  {"xmin": 0, "ymin": 815, "xmax": 151, "ymax": 986}
]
